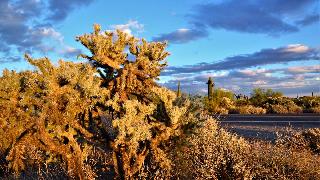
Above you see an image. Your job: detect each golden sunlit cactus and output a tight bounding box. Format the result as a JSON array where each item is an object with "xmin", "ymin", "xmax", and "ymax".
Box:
[
  {"xmin": 103, "ymin": 85, "xmax": 194, "ymax": 178},
  {"xmin": 1, "ymin": 24, "xmax": 197, "ymax": 179},
  {"xmin": 77, "ymin": 24, "xmax": 169, "ymax": 102},
  {"xmin": 76, "ymin": 25, "xmax": 195, "ymax": 178},
  {"xmin": 0, "ymin": 55, "xmax": 108, "ymax": 179}
]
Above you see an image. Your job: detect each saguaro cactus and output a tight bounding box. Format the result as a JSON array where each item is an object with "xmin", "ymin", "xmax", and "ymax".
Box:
[
  {"xmin": 207, "ymin": 77, "xmax": 214, "ymax": 100},
  {"xmin": 177, "ymin": 81, "xmax": 181, "ymax": 97}
]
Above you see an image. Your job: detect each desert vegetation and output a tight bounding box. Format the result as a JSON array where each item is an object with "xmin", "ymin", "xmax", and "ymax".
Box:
[
  {"xmin": 201, "ymin": 86, "xmax": 319, "ymax": 115},
  {"xmin": 0, "ymin": 25, "xmax": 319, "ymax": 179}
]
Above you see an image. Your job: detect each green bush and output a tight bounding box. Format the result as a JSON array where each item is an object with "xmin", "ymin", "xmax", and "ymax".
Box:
[{"xmin": 250, "ymin": 88, "xmax": 283, "ymax": 107}]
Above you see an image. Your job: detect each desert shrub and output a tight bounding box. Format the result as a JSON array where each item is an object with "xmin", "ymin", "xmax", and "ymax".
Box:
[
  {"xmin": 235, "ymin": 98, "xmax": 250, "ymax": 106},
  {"xmin": 302, "ymin": 128, "xmax": 320, "ymax": 154},
  {"xmin": 204, "ymin": 96, "xmax": 234, "ymax": 114},
  {"xmin": 213, "ymin": 88, "xmax": 235, "ymax": 101},
  {"xmin": 310, "ymin": 106, "xmax": 320, "ymax": 113},
  {"xmin": 250, "ymin": 88, "xmax": 283, "ymax": 107},
  {"xmin": 266, "ymin": 97, "xmax": 302, "ymax": 114},
  {"xmin": 248, "ymin": 141, "xmax": 320, "ymax": 179},
  {"xmin": 269, "ymin": 104, "xmax": 289, "ymax": 113},
  {"xmin": 215, "ymin": 107, "xmax": 229, "ymax": 115},
  {"xmin": 172, "ymin": 119, "xmax": 320, "ymax": 179},
  {"xmin": 230, "ymin": 105, "xmax": 266, "ymax": 114},
  {"xmin": 287, "ymin": 103, "xmax": 303, "ymax": 113},
  {"xmin": 172, "ymin": 118, "xmax": 252, "ymax": 179},
  {"xmin": 220, "ymin": 97, "xmax": 234, "ymax": 109},
  {"xmin": 276, "ymin": 128, "xmax": 320, "ymax": 154},
  {"xmin": 294, "ymin": 96, "xmax": 320, "ymax": 111}
]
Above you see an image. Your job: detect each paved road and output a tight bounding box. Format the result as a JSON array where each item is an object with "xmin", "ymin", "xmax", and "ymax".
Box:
[
  {"xmin": 218, "ymin": 114, "xmax": 320, "ymax": 128},
  {"xmin": 217, "ymin": 114, "xmax": 320, "ymax": 141}
]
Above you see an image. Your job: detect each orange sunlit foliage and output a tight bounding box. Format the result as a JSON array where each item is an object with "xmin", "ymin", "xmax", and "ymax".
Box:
[
  {"xmin": 0, "ymin": 56, "xmax": 107, "ymax": 178},
  {"xmin": 0, "ymin": 24, "xmax": 319, "ymax": 179},
  {"xmin": 0, "ymin": 25, "xmax": 196, "ymax": 179}
]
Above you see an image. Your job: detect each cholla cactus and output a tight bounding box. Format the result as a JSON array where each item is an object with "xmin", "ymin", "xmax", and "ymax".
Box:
[
  {"xmin": 76, "ymin": 25, "xmax": 194, "ymax": 178},
  {"xmin": 106, "ymin": 86, "xmax": 194, "ymax": 178},
  {"xmin": 0, "ymin": 24, "xmax": 196, "ymax": 179},
  {"xmin": 76, "ymin": 24, "xmax": 169, "ymax": 102},
  {"xmin": 0, "ymin": 55, "xmax": 108, "ymax": 179}
]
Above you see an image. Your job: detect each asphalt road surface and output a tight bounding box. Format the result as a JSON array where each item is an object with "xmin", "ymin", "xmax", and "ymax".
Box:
[{"xmin": 217, "ymin": 114, "xmax": 320, "ymax": 141}]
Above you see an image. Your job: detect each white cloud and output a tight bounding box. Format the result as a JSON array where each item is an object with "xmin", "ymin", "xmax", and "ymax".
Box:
[
  {"xmin": 34, "ymin": 27, "xmax": 82, "ymax": 58},
  {"xmin": 252, "ymin": 80, "xmax": 268, "ymax": 85},
  {"xmin": 177, "ymin": 28, "xmax": 190, "ymax": 33},
  {"xmin": 284, "ymin": 44, "xmax": 309, "ymax": 53},
  {"xmin": 277, "ymin": 81, "xmax": 306, "ymax": 88},
  {"xmin": 59, "ymin": 46, "xmax": 82, "ymax": 58},
  {"xmin": 38, "ymin": 27, "xmax": 64, "ymax": 44},
  {"xmin": 288, "ymin": 65, "xmax": 320, "ymax": 73},
  {"xmin": 294, "ymin": 74, "xmax": 305, "ymax": 81},
  {"xmin": 238, "ymin": 68, "xmax": 267, "ymax": 76},
  {"xmin": 111, "ymin": 20, "xmax": 144, "ymax": 36},
  {"xmin": 200, "ymin": 71, "xmax": 229, "ymax": 78}
]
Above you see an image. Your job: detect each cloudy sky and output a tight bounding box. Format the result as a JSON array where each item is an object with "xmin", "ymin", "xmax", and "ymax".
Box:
[{"xmin": 0, "ymin": 0, "xmax": 319, "ymax": 96}]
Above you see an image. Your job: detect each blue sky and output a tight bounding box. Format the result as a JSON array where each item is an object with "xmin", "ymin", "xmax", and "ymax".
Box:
[{"xmin": 0, "ymin": 0, "xmax": 319, "ymax": 96}]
